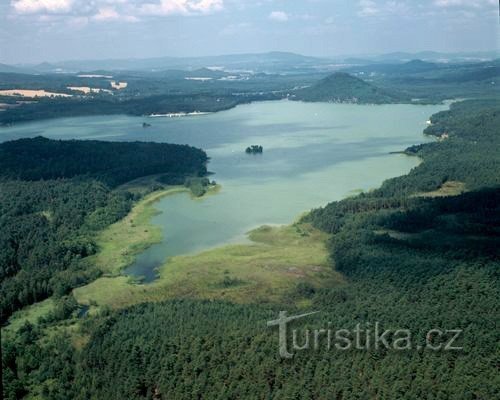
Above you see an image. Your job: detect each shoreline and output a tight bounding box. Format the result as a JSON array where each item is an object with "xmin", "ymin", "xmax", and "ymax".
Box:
[{"xmin": 0, "ymin": 97, "xmax": 449, "ymax": 129}]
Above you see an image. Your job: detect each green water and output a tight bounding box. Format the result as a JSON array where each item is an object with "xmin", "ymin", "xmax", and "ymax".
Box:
[{"xmin": 0, "ymin": 100, "xmax": 448, "ymax": 281}]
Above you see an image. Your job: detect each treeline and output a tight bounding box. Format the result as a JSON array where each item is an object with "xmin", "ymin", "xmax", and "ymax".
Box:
[{"xmin": 0, "ymin": 138, "xmax": 209, "ymax": 323}]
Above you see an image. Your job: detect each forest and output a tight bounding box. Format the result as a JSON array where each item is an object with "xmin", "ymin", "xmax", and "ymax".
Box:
[
  {"xmin": 2, "ymin": 93, "xmax": 499, "ymax": 398},
  {"xmin": 0, "ymin": 138, "xmax": 208, "ymax": 325}
]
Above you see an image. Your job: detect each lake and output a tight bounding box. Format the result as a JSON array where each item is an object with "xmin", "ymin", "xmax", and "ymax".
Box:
[{"xmin": 0, "ymin": 100, "xmax": 448, "ymax": 282}]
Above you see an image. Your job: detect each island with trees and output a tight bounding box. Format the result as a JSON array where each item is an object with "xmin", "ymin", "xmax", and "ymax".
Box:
[{"xmin": 245, "ymin": 145, "xmax": 263, "ymax": 154}]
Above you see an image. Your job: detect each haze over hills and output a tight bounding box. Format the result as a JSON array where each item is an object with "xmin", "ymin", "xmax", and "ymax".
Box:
[
  {"xmin": 10, "ymin": 52, "xmax": 328, "ymax": 74},
  {"xmin": 3, "ymin": 50, "xmax": 498, "ymax": 75}
]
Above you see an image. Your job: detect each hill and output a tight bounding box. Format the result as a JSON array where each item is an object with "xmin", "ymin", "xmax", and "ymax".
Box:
[
  {"xmin": 292, "ymin": 72, "xmax": 404, "ymax": 103},
  {"xmin": 0, "ymin": 63, "xmax": 34, "ymax": 74},
  {"xmin": 345, "ymin": 59, "xmax": 441, "ymax": 75}
]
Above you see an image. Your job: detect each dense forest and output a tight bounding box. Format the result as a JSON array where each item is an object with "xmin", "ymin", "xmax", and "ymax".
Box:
[
  {"xmin": 0, "ymin": 137, "xmax": 208, "ymax": 186},
  {"xmin": 2, "ymin": 93, "xmax": 498, "ymax": 399},
  {"xmin": 0, "ymin": 138, "xmax": 208, "ymax": 324}
]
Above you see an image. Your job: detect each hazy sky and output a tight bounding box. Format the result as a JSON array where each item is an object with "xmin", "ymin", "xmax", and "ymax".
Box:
[{"xmin": 0, "ymin": 0, "xmax": 498, "ymax": 64}]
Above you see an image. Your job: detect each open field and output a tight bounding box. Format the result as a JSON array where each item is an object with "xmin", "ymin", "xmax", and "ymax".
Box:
[
  {"xmin": 74, "ymin": 217, "xmax": 342, "ymax": 311},
  {"xmin": 415, "ymin": 180, "xmax": 466, "ymax": 198},
  {"xmin": 2, "ymin": 299, "xmax": 55, "ymax": 336},
  {"xmin": 0, "ymin": 89, "xmax": 72, "ymax": 97}
]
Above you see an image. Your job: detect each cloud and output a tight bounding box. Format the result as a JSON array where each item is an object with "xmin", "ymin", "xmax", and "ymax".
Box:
[
  {"xmin": 269, "ymin": 10, "xmax": 288, "ymax": 22},
  {"xmin": 138, "ymin": 0, "xmax": 224, "ymax": 16},
  {"xmin": 92, "ymin": 6, "xmax": 120, "ymax": 20},
  {"xmin": 11, "ymin": 0, "xmax": 73, "ymax": 14},
  {"xmin": 434, "ymin": 0, "xmax": 497, "ymax": 7},
  {"xmin": 357, "ymin": 0, "xmax": 379, "ymax": 17},
  {"xmin": 91, "ymin": 6, "xmax": 138, "ymax": 21},
  {"xmin": 190, "ymin": 0, "xmax": 223, "ymax": 14},
  {"xmin": 11, "ymin": 0, "xmax": 225, "ymax": 21}
]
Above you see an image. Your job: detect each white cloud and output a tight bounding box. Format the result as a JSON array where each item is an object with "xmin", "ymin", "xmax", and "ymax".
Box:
[
  {"xmin": 190, "ymin": 0, "xmax": 223, "ymax": 14},
  {"xmin": 139, "ymin": 0, "xmax": 224, "ymax": 16},
  {"xmin": 92, "ymin": 6, "xmax": 120, "ymax": 20},
  {"xmin": 434, "ymin": 0, "xmax": 497, "ymax": 7},
  {"xmin": 12, "ymin": 0, "xmax": 73, "ymax": 14},
  {"xmin": 11, "ymin": 0, "xmax": 225, "ymax": 21},
  {"xmin": 357, "ymin": 0, "xmax": 379, "ymax": 17},
  {"xmin": 269, "ymin": 10, "xmax": 288, "ymax": 22}
]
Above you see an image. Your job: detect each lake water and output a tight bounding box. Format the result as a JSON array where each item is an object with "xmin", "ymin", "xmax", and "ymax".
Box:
[{"xmin": 0, "ymin": 100, "xmax": 448, "ymax": 282}]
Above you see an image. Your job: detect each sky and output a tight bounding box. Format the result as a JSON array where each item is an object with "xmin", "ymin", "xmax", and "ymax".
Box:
[{"xmin": 0, "ymin": 0, "xmax": 498, "ymax": 64}]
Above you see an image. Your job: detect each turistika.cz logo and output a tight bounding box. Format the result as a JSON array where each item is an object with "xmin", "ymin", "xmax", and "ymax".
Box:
[{"xmin": 267, "ymin": 311, "xmax": 463, "ymax": 359}]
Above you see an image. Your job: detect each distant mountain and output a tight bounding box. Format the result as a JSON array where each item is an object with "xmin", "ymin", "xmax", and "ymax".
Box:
[
  {"xmin": 32, "ymin": 52, "xmax": 330, "ymax": 73},
  {"xmin": 292, "ymin": 72, "xmax": 404, "ymax": 104},
  {"xmin": 372, "ymin": 51, "xmax": 499, "ymax": 63},
  {"xmin": 3, "ymin": 50, "xmax": 497, "ymax": 76},
  {"xmin": 344, "ymin": 58, "xmax": 500, "ymax": 84},
  {"xmin": 402, "ymin": 59, "xmax": 440, "ymax": 72},
  {"xmin": 342, "ymin": 57, "xmax": 381, "ymax": 66},
  {"xmin": 147, "ymin": 67, "xmax": 229, "ymax": 80},
  {"xmin": 33, "ymin": 62, "xmax": 61, "ymax": 73},
  {"xmin": 339, "ymin": 51, "xmax": 499, "ymax": 65},
  {"xmin": 0, "ymin": 63, "xmax": 36, "ymax": 74},
  {"xmin": 345, "ymin": 59, "xmax": 441, "ymax": 75}
]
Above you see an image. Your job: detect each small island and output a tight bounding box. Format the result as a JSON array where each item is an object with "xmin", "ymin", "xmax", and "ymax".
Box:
[{"xmin": 245, "ymin": 145, "xmax": 263, "ymax": 154}]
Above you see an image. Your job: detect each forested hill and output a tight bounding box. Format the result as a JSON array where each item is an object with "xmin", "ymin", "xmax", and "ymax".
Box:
[
  {"xmin": 0, "ymin": 136, "xmax": 208, "ymax": 187},
  {"xmin": 292, "ymin": 72, "xmax": 405, "ymax": 104}
]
